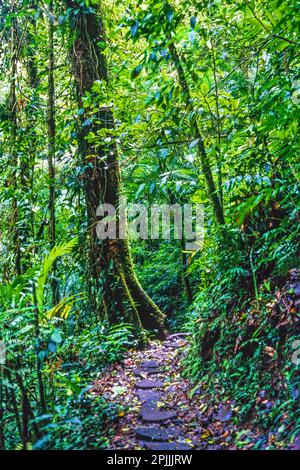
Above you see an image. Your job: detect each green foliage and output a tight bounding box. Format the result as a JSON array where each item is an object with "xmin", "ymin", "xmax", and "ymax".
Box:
[
  {"xmin": 131, "ymin": 240, "xmax": 193, "ymax": 328},
  {"xmin": 0, "ymin": 241, "xmax": 133, "ymax": 449},
  {"xmin": 183, "ymin": 196, "xmax": 299, "ymax": 447},
  {"xmin": 34, "ymin": 395, "xmax": 119, "ymax": 450},
  {"xmin": 36, "ymin": 239, "xmax": 78, "ymax": 311}
]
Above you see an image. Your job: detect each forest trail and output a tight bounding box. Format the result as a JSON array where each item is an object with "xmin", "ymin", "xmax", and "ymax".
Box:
[{"xmin": 92, "ymin": 334, "xmax": 238, "ymax": 450}]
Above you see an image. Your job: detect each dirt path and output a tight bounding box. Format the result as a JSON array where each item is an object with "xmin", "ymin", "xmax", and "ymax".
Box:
[{"xmin": 92, "ymin": 334, "xmax": 237, "ymax": 450}]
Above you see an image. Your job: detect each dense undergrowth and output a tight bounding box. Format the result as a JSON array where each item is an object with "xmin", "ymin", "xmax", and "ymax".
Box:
[
  {"xmin": 131, "ymin": 240, "xmax": 196, "ymax": 329},
  {"xmin": 130, "ymin": 156, "xmax": 300, "ymax": 448},
  {"xmin": 0, "ymin": 251, "xmax": 134, "ymax": 449},
  {"xmin": 181, "ymin": 193, "xmax": 300, "ymax": 448},
  {"xmin": 2, "ymin": 305, "xmax": 133, "ymax": 450}
]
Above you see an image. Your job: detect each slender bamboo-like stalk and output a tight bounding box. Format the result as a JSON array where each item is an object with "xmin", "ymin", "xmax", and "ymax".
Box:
[
  {"xmin": 211, "ymin": 41, "xmax": 223, "ymax": 207},
  {"xmin": 47, "ymin": 0, "xmax": 59, "ymax": 304},
  {"xmin": 32, "ymin": 284, "xmax": 46, "ymax": 413},
  {"xmin": 9, "ymin": 16, "xmax": 21, "ymax": 275},
  {"xmin": 0, "ymin": 364, "xmax": 5, "ymax": 449}
]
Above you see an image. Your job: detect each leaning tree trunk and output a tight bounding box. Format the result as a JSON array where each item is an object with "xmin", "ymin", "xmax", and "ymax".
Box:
[
  {"xmin": 168, "ymin": 42, "xmax": 225, "ymax": 226},
  {"xmin": 66, "ymin": 1, "xmax": 166, "ymax": 336}
]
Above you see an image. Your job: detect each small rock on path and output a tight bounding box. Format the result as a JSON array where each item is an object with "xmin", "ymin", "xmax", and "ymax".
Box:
[{"xmin": 135, "ymin": 379, "xmax": 164, "ymax": 389}]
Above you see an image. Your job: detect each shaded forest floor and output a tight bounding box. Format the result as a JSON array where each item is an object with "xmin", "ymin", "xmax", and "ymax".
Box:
[{"xmin": 92, "ymin": 334, "xmax": 264, "ymax": 450}]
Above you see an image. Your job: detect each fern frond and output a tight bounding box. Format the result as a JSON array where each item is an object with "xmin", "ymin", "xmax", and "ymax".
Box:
[
  {"xmin": 36, "ymin": 239, "xmax": 78, "ymax": 310},
  {"xmin": 45, "ymin": 292, "xmax": 84, "ymax": 320}
]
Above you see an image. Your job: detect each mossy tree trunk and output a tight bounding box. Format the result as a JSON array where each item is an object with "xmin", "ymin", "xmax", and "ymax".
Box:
[{"xmin": 66, "ymin": 1, "xmax": 166, "ymax": 337}]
